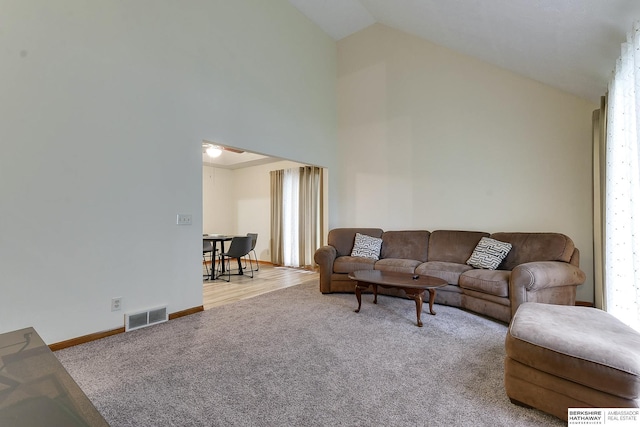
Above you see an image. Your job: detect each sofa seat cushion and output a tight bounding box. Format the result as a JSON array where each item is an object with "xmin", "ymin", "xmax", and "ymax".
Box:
[
  {"xmin": 507, "ymin": 303, "xmax": 640, "ymax": 400},
  {"xmin": 374, "ymin": 258, "xmax": 421, "ymax": 274},
  {"xmin": 415, "ymin": 261, "xmax": 473, "ymax": 285},
  {"xmin": 459, "ymin": 269, "xmax": 510, "ymax": 297},
  {"xmin": 333, "ymin": 256, "xmax": 376, "ymax": 273}
]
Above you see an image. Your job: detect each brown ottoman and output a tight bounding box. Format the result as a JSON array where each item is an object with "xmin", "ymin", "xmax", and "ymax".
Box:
[{"xmin": 505, "ymin": 302, "xmax": 640, "ymax": 421}]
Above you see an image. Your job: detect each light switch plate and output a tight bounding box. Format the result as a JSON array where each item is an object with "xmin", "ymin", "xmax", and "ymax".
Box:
[{"xmin": 176, "ymin": 214, "xmax": 192, "ymax": 225}]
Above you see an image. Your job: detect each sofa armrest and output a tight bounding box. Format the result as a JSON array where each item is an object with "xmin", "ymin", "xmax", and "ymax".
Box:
[
  {"xmin": 510, "ymin": 261, "xmax": 586, "ymax": 316},
  {"xmin": 314, "ymin": 245, "xmax": 337, "ymax": 293}
]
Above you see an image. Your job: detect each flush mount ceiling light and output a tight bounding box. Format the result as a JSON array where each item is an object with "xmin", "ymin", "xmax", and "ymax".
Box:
[
  {"xmin": 202, "ymin": 140, "xmax": 245, "ymax": 158},
  {"xmin": 205, "ymin": 145, "xmax": 222, "ymax": 158}
]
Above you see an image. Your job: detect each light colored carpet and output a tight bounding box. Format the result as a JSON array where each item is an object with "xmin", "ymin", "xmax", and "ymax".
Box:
[{"xmin": 56, "ymin": 281, "xmax": 562, "ymax": 426}]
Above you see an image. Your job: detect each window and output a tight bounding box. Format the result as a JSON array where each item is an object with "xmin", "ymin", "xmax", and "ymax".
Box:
[{"xmin": 270, "ymin": 166, "xmax": 323, "ymax": 268}]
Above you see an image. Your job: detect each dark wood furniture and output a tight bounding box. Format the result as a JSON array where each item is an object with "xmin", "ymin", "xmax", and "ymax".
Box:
[
  {"xmin": 348, "ymin": 270, "xmax": 447, "ymax": 327},
  {"xmin": 0, "ymin": 327, "xmax": 108, "ymax": 426}
]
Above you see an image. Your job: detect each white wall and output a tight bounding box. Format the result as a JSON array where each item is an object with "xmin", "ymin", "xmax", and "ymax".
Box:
[
  {"xmin": 336, "ymin": 24, "xmax": 596, "ymax": 302},
  {"xmin": 203, "ymin": 166, "xmax": 235, "ymax": 235},
  {"xmin": 203, "ymin": 160, "xmax": 308, "ymax": 262},
  {"xmin": 0, "ymin": 0, "xmax": 336, "ymax": 343}
]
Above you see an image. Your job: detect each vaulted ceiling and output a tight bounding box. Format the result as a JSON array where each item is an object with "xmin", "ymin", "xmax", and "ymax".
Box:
[{"xmin": 289, "ymin": 0, "xmax": 640, "ymax": 103}]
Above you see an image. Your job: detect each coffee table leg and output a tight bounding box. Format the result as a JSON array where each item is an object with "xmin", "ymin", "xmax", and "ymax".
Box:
[
  {"xmin": 405, "ymin": 289, "xmax": 425, "ymax": 327},
  {"xmin": 373, "ymin": 284, "xmax": 378, "ymax": 304},
  {"xmin": 354, "ymin": 282, "xmax": 366, "ymax": 313},
  {"xmin": 428, "ymin": 289, "xmax": 437, "ymax": 315},
  {"xmin": 415, "ymin": 292, "xmax": 424, "ymax": 327}
]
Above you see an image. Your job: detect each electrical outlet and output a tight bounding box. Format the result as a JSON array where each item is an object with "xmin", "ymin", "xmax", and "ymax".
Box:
[
  {"xmin": 111, "ymin": 297, "xmax": 122, "ymax": 312},
  {"xmin": 176, "ymin": 214, "xmax": 192, "ymax": 225}
]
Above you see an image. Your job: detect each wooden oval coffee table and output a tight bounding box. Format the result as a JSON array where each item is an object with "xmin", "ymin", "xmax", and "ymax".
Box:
[{"xmin": 348, "ymin": 270, "xmax": 447, "ymax": 327}]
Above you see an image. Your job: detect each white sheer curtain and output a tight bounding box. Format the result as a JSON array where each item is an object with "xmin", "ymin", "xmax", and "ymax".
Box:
[
  {"xmin": 282, "ymin": 168, "xmax": 300, "ymax": 267},
  {"xmin": 605, "ymin": 21, "xmax": 640, "ymax": 331},
  {"xmin": 270, "ymin": 166, "xmax": 323, "ymax": 268}
]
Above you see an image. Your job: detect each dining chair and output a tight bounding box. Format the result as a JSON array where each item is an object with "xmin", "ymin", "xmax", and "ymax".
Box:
[
  {"xmin": 243, "ymin": 233, "xmax": 259, "ymax": 272},
  {"xmin": 203, "ymin": 238, "xmax": 215, "ymax": 280},
  {"xmin": 217, "ymin": 236, "xmax": 254, "ymax": 282}
]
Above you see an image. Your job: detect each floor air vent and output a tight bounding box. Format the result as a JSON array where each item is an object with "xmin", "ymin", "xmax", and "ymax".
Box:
[{"xmin": 125, "ymin": 306, "xmax": 168, "ymax": 331}]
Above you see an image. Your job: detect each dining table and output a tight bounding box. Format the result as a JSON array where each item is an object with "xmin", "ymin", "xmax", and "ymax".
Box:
[{"xmin": 202, "ymin": 234, "xmax": 234, "ymax": 280}]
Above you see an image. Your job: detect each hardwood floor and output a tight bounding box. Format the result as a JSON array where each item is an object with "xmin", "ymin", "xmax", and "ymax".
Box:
[{"xmin": 202, "ymin": 262, "xmax": 319, "ymax": 310}]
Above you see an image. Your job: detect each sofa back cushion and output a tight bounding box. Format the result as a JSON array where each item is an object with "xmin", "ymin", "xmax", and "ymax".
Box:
[
  {"xmin": 428, "ymin": 230, "xmax": 489, "ymax": 264},
  {"xmin": 490, "ymin": 232, "xmax": 575, "ymax": 271},
  {"xmin": 380, "ymin": 230, "xmax": 430, "ymax": 262},
  {"xmin": 328, "ymin": 228, "xmax": 384, "ymax": 257}
]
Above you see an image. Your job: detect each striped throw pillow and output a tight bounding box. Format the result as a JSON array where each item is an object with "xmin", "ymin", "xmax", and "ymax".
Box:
[
  {"xmin": 466, "ymin": 237, "xmax": 512, "ymax": 270},
  {"xmin": 350, "ymin": 233, "xmax": 383, "ymax": 260}
]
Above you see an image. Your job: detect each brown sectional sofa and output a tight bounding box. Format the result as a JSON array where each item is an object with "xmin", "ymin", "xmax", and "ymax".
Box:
[{"xmin": 314, "ymin": 228, "xmax": 586, "ymax": 323}]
